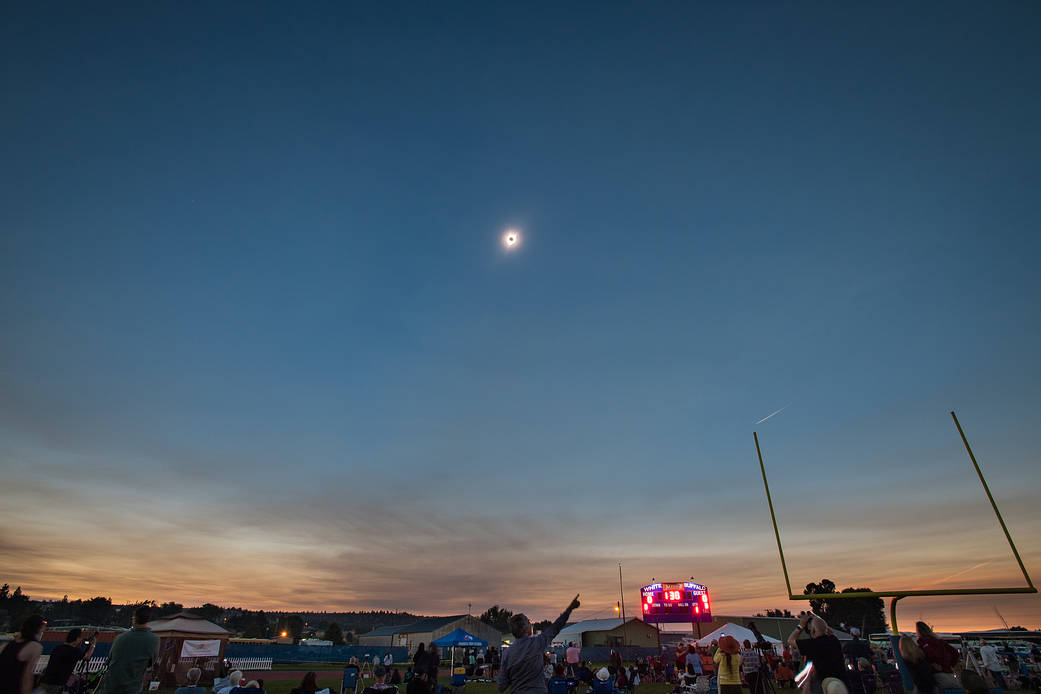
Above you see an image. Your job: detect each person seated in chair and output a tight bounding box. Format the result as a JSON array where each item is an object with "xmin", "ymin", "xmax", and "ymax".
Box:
[
  {"xmin": 680, "ymin": 664, "xmax": 699, "ymax": 689},
  {"xmin": 775, "ymin": 662, "xmax": 795, "ymax": 689},
  {"xmin": 615, "ymin": 667, "xmax": 629, "ymax": 693},
  {"xmin": 547, "ymin": 665, "xmax": 568, "ymax": 694},
  {"xmin": 593, "ymin": 669, "xmax": 613, "ymax": 694},
  {"xmin": 229, "ymin": 680, "xmax": 265, "ymax": 694},
  {"xmin": 291, "ymin": 672, "xmax": 320, "ymax": 694},
  {"xmin": 175, "ymin": 668, "xmax": 208, "ymax": 694},
  {"xmin": 363, "ymin": 667, "xmax": 399, "ymax": 694},
  {"xmin": 216, "ymin": 671, "xmax": 244, "ymax": 694}
]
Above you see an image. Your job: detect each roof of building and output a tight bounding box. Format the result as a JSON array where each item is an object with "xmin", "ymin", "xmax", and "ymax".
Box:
[
  {"xmin": 362, "ymin": 616, "xmax": 468, "ymax": 638},
  {"xmin": 364, "ymin": 624, "xmax": 412, "ymax": 637},
  {"xmin": 551, "ymin": 618, "xmax": 648, "ymax": 644},
  {"xmin": 408, "ymin": 615, "xmax": 467, "ymax": 632}
]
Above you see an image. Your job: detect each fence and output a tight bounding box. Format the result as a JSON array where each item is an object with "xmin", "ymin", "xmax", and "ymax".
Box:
[
  {"xmin": 223, "ymin": 644, "xmax": 409, "ymax": 664},
  {"xmin": 226, "ymin": 658, "xmax": 273, "ymax": 671},
  {"xmin": 34, "ymin": 657, "xmax": 109, "ymax": 675}
]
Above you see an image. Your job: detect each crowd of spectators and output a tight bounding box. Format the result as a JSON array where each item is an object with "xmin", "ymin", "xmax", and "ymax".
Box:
[{"xmin": 3, "ymin": 608, "xmax": 1040, "ymax": 694}]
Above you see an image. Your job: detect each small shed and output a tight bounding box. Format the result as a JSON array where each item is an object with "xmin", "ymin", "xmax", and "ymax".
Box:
[{"xmin": 149, "ymin": 612, "xmax": 231, "ymax": 687}]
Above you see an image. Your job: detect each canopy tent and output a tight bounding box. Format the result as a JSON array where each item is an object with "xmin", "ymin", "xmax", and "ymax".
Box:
[
  {"xmin": 150, "ymin": 613, "xmax": 230, "ymax": 637},
  {"xmin": 433, "ymin": 629, "xmax": 488, "ymax": 648},
  {"xmin": 433, "ymin": 629, "xmax": 487, "ymax": 673},
  {"xmin": 695, "ymin": 623, "xmax": 782, "ymax": 653},
  {"xmin": 149, "ymin": 612, "xmax": 230, "ymax": 687}
]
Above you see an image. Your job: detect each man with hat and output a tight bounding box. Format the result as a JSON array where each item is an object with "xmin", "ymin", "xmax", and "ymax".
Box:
[
  {"xmin": 713, "ymin": 636, "xmax": 743, "ymax": 694},
  {"xmin": 363, "ymin": 666, "xmax": 398, "ymax": 694},
  {"xmin": 842, "ymin": 628, "xmax": 872, "ymax": 669}
]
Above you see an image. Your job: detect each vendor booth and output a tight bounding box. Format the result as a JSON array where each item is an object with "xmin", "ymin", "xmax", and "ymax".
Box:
[
  {"xmin": 149, "ymin": 612, "xmax": 231, "ymax": 687},
  {"xmin": 432, "ymin": 628, "xmax": 488, "ymax": 680}
]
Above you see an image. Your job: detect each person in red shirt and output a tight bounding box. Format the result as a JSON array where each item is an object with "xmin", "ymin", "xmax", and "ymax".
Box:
[{"xmin": 915, "ymin": 622, "xmax": 960, "ymax": 690}]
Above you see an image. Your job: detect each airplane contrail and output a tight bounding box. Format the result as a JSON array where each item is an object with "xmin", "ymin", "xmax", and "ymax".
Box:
[
  {"xmin": 756, "ymin": 404, "xmax": 790, "ymax": 425},
  {"xmin": 929, "ymin": 561, "xmax": 992, "ymax": 585}
]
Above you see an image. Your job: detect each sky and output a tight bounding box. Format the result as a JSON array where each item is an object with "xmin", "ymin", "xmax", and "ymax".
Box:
[{"xmin": 2, "ymin": 2, "xmax": 1040, "ymax": 632}]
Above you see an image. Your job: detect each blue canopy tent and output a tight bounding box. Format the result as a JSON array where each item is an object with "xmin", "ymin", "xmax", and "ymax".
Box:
[
  {"xmin": 433, "ymin": 629, "xmax": 488, "ymax": 649},
  {"xmin": 433, "ymin": 629, "xmax": 488, "ymax": 684}
]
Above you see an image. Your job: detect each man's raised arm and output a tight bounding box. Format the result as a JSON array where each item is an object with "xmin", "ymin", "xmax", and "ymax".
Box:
[{"xmin": 539, "ymin": 595, "xmax": 581, "ymax": 646}]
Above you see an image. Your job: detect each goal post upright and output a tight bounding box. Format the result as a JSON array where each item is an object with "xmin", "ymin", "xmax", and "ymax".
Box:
[{"xmin": 754, "ymin": 411, "xmax": 1036, "ymax": 635}]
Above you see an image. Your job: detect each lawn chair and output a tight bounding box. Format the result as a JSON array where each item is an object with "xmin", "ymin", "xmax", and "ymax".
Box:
[
  {"xmin": 549, "ymin": 677, "xmax": 569, "ymax": 694},
  {"xmin": 451, "ymin": 666, "xmax": 467, "ymax": 691},
  {"xmin": 342, "ymin": 665, "xmax": 360, "ymax": 694},
  {"xmin": 883, "ymin": 670, "xmax": 904, "ymax": 694}
]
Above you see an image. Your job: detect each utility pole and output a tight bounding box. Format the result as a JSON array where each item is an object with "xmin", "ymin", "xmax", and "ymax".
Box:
[{"xmin": 618, "ymin": 563, "xmax": 629, "ymax": 649}]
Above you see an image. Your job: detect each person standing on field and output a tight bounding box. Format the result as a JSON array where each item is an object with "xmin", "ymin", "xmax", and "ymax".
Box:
[{"xmin": 101, "ymin": 606, "xmax": 160, "ymax": 694}]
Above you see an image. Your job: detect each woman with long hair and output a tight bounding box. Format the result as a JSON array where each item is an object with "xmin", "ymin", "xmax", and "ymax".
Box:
[
  {"xmin": 713, "ymin": 635, "xmax": 743, "ymax": 694},
  {"xmin": 914, "ymin": 622, "xmax": 960, "ymax": 690},
  {"xmin": 0, "ymin": 614, "xmax": 45, "ymax": 694},
  {"xmin": 899, "ymin": 637, "xmax": 936, "ymax": 694},
  {"xmin": 291, "ymin": 671, "xmax": 320, "ymax": 694}
]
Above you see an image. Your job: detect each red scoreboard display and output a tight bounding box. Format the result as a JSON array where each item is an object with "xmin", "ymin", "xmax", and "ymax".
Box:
[{"xmin": 640, "ymin": 581, "xmax": 712, "ymax": 623}]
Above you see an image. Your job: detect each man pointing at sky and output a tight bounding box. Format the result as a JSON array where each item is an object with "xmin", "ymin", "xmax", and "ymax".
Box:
[{"xmin": 498, "ymin": 595, "xmax": 580, "ymax": 694}]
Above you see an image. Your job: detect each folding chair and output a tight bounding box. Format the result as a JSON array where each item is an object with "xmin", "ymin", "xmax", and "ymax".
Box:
[
  {"xmin": 451, "ymin": 667, "xmax": 467, "ymax": 690},
  {"xmin": 342, "ymin": 665, "xmax": 360, "ymax": 694},
  {"xmin": 548, "ymin": 677, "xmax": 569, "ymax": 694},
  {"xmin": 884, "ymin": 671, "xmax": 904, "ymax": 694}
]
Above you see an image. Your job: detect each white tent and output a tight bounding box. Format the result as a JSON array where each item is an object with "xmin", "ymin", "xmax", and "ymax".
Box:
[{"xmin": 695, "ymin": 623, "xmax": 783, "ymax": 653}]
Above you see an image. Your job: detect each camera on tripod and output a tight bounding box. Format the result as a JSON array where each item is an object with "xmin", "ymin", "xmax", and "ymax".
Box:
[
  {"xmin": 744, "ymin": 622, "xmax": 776, "ymax": 694},
  {"xmin": 746, "ymin": 622, "xmax": 774, "ymax": 652}
]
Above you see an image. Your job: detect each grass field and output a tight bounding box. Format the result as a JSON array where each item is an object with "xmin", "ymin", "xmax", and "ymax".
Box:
[
  {"xmin": 176, "ymin": 681, "xmax": 1037, "ymax": 694},
  {"xmin": 156, "ymin": 675, "xmax": 1037, "ymax": 694}
]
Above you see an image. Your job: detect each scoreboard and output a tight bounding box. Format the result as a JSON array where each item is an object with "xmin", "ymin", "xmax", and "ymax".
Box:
[{"xmin": 640, "ymin": 581, "xmax": 712, "ymax": 623}]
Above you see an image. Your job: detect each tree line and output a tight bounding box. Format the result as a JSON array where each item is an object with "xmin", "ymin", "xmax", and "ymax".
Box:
[{"xmin": 0, "ymin": 583, "xmax": 420, "ymax": 643}]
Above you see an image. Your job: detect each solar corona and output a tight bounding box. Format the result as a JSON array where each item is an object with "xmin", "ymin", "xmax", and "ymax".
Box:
[
  {"xmin": 640, "ymin": 581, "xmax": 712, "ymax": 624},
  {"xmin": 503, "ymin": 229, "xmax": 520, "ymax": 249}
]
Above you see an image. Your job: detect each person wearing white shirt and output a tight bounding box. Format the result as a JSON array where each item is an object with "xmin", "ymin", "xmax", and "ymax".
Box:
[{"xmin": 979, "ymin": 644, "xmax": 1006, "ymax": 688}]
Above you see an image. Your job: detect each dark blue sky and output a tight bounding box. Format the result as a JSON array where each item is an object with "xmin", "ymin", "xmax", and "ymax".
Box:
[{"xmin": 2, "ymin": 3, "xmax": 1039, "ymax": 628}]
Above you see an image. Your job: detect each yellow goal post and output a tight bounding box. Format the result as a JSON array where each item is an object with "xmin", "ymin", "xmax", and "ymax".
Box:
[{"xmin": 753, "ymin": 411, "xmax": 1036, "ymax": 634}]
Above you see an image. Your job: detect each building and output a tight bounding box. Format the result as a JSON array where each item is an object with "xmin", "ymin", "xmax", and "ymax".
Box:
[
  {"xmin": 359, "ymin": 615, "xmax": 505, "ymax": 655},
  {"xmin": 550, "ymin": 618, "xmax": 660, "ymax": 648}
]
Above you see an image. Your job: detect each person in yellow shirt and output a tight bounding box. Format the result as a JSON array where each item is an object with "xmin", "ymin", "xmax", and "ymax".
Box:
[{"xmin": 712, "ymin": 636, "xmax": 743, "ymax": 694}]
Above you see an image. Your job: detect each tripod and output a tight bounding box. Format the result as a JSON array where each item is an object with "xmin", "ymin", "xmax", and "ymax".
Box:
[{"xmin": 745, "ymin": 622, "xmax": 777, "ymax": 694}]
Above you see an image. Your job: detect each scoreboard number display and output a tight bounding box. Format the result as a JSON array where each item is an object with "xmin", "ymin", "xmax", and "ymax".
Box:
[{"xmin": 640, "ymin": 581, "xmax": 712, "ymax": 623}]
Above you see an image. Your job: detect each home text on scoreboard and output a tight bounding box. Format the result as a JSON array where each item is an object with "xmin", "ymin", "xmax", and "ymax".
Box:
[{"xmin": 640, "ymin": 581, "xmax": 712, "ymax": 623}]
